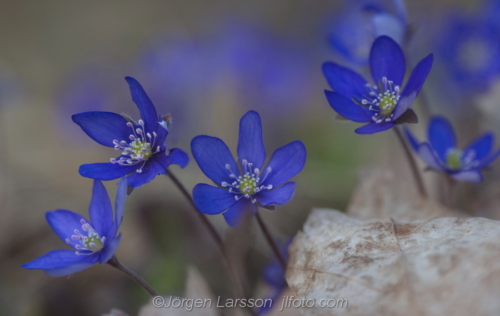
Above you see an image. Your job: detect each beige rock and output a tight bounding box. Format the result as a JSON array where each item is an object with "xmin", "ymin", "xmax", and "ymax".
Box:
[
  {"xmin": 287, "ymin": 209, "xmax": 500, "ymax": 316},
  {"xmin": 348, "ymin": 168, "xmax": 461, "ymax": 220}
]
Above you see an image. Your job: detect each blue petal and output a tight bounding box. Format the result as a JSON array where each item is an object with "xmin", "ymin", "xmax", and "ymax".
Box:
[
  {"xmin": 263, "ymin": 141, "xmax": 306, "ymax": 188},
  {"xmin": 464, "ymin": 133, "xmax": 494, "ymax": 163},
  {"xmin": 404, "ymin": 127, "xmax": 421, "ymax": 152},
  {"xmin": 324, "ymin": 90, "xmax": 372, "ymax": 123},
  {"xmin": 126, "ymin": 152, "xmax": 168, "ymax": 189},
  {"xmin": 88, "ymin": 180, "xmax": 113, "ymax": 237},
  {"xmin": 99, "ymin": 234, "xmax": 122, "ymax": 264},
  {"xmin": 393, "ymin": 92, "xmax": 416, "ymax": 119},
  {"xmin": 322, "ymin": 62, "xmax": 368, "ymax": 99},
  {"xmin": 237, "ymin": 111, "xmax": 266, "ymax": 169},
  {"xmin": 476, "ymin": 148, "xmax": 500, "ymax": 170},
  {"xmin": 191, "ymin": 135, "xmax": 238, "ymax": 185},
  {"xmin": 355, "ymin": 122, "xmax": 394, "ymax": 134},
  {"xmin": 428, "ymin": 116, "xmax": 456, "ymax": 161},
  {"xmin": 451, "ymin": 171, "xmax": 483, "ymax": 182},
  {"xmin": 72, "ymin": 111, "xmax": 131, "ymax": 147},
  {"xmin": 222, "ymin": 198, "xmax": 258, "ymax": 228},
  {"xmin": 153, "ymin": 121, "xmax": 168, "ymax": 151},
  {"xmin": 113, "ymin": 177, "xmax": 128, "ymax": 232},
  {"xmin": 22, "ymin": 249, "xmax": 98, "ymax": 277},
  {"xmin": 192, "ymin": 183, "xmax": 237, "ymax": 215},
  {"xmin": 166, "ymin": 148, "xmax": 189, "ymax": 169},
  {"xmin": 370, "ymin": 36, "xmax": 406, "ymax": 86},
  {"xmin": 46, "ymin": 210, "xmax": 88, "ymax": 246},
  {"xmin": 79, "ymin": 162, "xmax": 138, "ymax": 181},
  {"xmin": 401, "ymin": 54, "xmax": 433, "ymax": 98},
  {"xmin": 417, "ymin": 142, "xmax": 445, "ymax": 172},
  {"xmin": 256, "ymin": 182, "xmax": 296, "ymax": 206},
  {"xmin": 125, "ymin": 77, "xmax": 158, "ymax": 135}
]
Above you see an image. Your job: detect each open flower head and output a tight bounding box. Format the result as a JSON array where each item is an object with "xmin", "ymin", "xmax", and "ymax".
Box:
[
  {"xmin": 22, "ymin": 179, "xmax": 127, "ymax": 276},
  {"xmin": 405, "ymin": 116, "xmax": 500, "ymax": 182},
  {"xmin": 72, "ymin": 77, "xmax": 188, "ymax": 189},
  {"xmin": 191, "ymin": 111, "xmax": 306, "ymax": 228},
  {"xmin": 323, "ymin": 35, "xmax": 433, "ymax": 134}
]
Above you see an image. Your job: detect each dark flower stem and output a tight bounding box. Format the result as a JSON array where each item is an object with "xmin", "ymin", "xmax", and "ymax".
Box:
[
  {"xmin": 165, "ymin": 169, "xmax": 254, "ymax": 316},
  {"xmin": 255, "ymin": 212, "xmax": 287, "ymax": 269},
  {"xmin": 166, "ymin": 169, "xmax": 224, "ymax": 248},
  {"xmin": 393, "ymin": 127, "xmax": 428, "ymax": 198},
  {"xmin": 107, "ymin": 255, "xmax": 159, "ymax": 297}
]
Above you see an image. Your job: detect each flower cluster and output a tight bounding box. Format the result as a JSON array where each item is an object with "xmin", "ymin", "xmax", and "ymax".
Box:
[{"xmin": 21, "ymin": 1, "xmax": 500, "ymax": 313}]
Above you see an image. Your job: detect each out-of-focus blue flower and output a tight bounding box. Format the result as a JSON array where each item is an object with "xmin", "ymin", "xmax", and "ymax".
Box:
[
  {"xmin": 327, "ymin": 0, "xmax": 407, "ymax": 66},
  {"xmin": 437, "ymin": 10, "xmax": 500, "ymax": 95},
  {"xmin": 22, "ymin": 179, "xmax": 127, "ymax": 276},
  {"xmin": 256, "ymin": 238, "xmax": 291, "ymax": 316},
  {"xmin": 72, "ymin": 77, "xmax": 189, "ymax": 189},
  {"xmin": 211, "ymin": 20, "xmax": 313, "ymax": 116},
  {"xmin": 323, "ymin": 35, "xmax": 433, "ymax": 134},
  {"xmin": 405, "ymin": 116, "xmax": 500, "ymax": 182},
  {"xmin": 191, "ymin": 111, "xmax": 306, "ymax": 228}
]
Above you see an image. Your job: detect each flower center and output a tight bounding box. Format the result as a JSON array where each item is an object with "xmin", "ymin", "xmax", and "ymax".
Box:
[
  {"xmin": 110, "ymin": 119, "xmax": 160, "ymax": 173},
  {"xmin": 446, "ymin": 148, "xmax": 463, "ymax": 170},
  {"xmin": 356, "ymin": 77, "xmax": 401, "ymax": 123},
  {"xmin": 65, "ymin": 219, "xmax": 105, "ymax": 255},
  {"xmin": 221, "ymin": 159, "xmax": 273, "ymax": 203},
  {"xmin": 239, "ymin": 173, "xmax": 258, "ymax": 195}
]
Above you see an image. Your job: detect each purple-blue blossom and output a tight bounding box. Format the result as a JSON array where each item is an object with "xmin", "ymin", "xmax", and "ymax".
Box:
[
  {"xmin": 22, "ymin": 179, "xmax": 127, "ymax": 276},
  {"xmin": 436, "ymin": 9, "xmax": 500, "ymax": 95},
  {"xmin": 327, "ymin": 0, "xmax": 407, "ymax": 66},
  {"xmin": 191, "ymin": 111, "xmax": 306, "ymax": 228},
  {"xmin": 72, "ymin": 76, "xmax": 189, "ymax": 189},
  {"xmin": 405, "ymin": 116, "xmax": 500, "ymax": 182},
  {"xmin": 323, "ymin": 35, "xmax": 433, "ymax": 134}
]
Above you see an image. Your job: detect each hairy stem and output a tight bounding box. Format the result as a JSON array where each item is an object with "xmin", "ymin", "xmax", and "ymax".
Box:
[
  {"xmin": 107, "ymin": 255, "xmax": 159, "ymax": 297},
  {"xmin": 165, "ymin": 169, "xmax": 254, "ymax": 315},
  {"xmin": 393, "ymin": 127, "xmax": 428, "ymax": 198},
  {"xmin": 255, "ymin": 212, "xmax": 287, "ymax": 269},
  {"xmin": 166, "ymin": 169, "xmax": 224, "ymax": 248}
]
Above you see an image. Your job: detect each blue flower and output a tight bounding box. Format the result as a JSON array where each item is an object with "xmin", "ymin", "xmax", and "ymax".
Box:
[
  {"xmin": 323, "ymin": 35, "xmax": 433, "ymax": 134},
  {"xmin": 436, "ymin": 10, "xmax": 500, "ymax": 95},
  {"xmin": 327, "ymin": 0, "xmax": 407, "ymax": 66},
  {"xmin": 405, "ymin": 116, "xmax": 500, "ymax": 182},
  {"xmin": 191, "ymin": 111, "xmax": 306, "ymax": 228},
  {"xmin": 22, "ymin": 179, "xmax": 127, "ymax": 276},
  {"xmin": 256, "ymin": 239, "xmax": 291, "ymax": 316},
  {"xmin": 72, "ymin": 76, "xmax": 189, "ymax": 189}
]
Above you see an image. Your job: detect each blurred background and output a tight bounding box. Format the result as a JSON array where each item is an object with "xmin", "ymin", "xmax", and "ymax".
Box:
[{"xmin": 2, "ymin": 0, "xmax": 500, "ymax": 315}]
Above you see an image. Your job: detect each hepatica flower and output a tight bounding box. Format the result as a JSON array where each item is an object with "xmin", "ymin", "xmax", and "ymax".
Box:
[
  {"xmin": 323, "ymin": 35, "xmax": 433, "ymax": 134},
  {"xmin": 327, "ymin": 0, "xmax": 407, "ymax": 66},
  {"xmin": 22, "ymin": 179, "xmax": 127, "ymax": 276},
  {"xmin": 191, "ymin": 111, "xmax": 306, "ymax": 227},
  {"xmin": 405, "ymin": 116, "xmax": 500, "ymax": 182},
  {"xmin": 437, "ymin": 11, "xmax": 500, "ymax": 95},
  {"xmin": 72, "ymin": 77, "xmax": 188, "ymax": 189}
]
